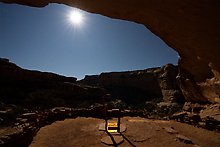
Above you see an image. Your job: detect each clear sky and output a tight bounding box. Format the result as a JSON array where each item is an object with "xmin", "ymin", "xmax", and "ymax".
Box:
[{"xmin": 0, "ymin": 3, "xmax": 179, "ymax": 80}]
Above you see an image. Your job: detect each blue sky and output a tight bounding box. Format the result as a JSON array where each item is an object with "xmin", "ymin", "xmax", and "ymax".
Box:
[{"xmin": 0, "ymin": 3, "xmax": 179, "ymax": 79}]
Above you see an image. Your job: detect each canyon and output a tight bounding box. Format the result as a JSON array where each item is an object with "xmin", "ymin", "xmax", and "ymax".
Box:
[
  {"xmin": 2, "ymin": 0, "xmax": 220, "ymax": 104},
  {"xmin": 1, "ymin": 0, "xmax": 220, "ymax": 146},
  {"xmin": 0, "ymin": 59, "xmax": 220, "ymax": 146}
]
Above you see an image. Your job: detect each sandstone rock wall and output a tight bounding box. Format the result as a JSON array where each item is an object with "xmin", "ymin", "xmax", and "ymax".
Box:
[
  {"xmin": 79, "ymin": 64, "xmax": 184, "ymax": 104},
  {"xmin": 2, "ymin": 0, "xmax": 220, "ymax": 103}
]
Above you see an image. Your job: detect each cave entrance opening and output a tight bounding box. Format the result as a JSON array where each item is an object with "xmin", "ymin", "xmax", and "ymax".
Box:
[{"xmin": 0, "ymin": 3, "xmax": 179, "ymax": 80}]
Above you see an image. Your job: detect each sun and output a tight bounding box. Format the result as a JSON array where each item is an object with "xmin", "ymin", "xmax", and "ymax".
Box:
[{"xmin": 68, "ymin": 10, "xmax": 83, "ymax": 26}]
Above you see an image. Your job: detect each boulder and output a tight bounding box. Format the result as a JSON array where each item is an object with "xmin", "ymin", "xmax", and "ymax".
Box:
[{"xmin": 176, "ymin": 134, "xmax": 193, "ymax": 144}]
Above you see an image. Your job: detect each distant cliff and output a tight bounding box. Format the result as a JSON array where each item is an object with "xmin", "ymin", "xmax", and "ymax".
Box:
[
  {"xmin": 78, "ymin": 64, "xmax": 185, "ymax": 105},
  {"xmin": 0, "ymin": 58, "xmax": 77, "ymax": 83},
  {"xmin": 0, "ymin": 58, "xmax": 106, "ymax": 108}
]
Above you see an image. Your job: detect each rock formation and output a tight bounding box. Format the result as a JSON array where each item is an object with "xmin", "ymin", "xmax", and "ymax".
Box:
[
  {"xmin": 0, "ymin": 59, "xmax": 107, "ymax": 109},
  {"xmin": 1, "ymin": 59, "xmax": 184, "ymax": 118},
  {"xmin": 0, "ymin": 58, "xmax": 77, "ymax": 83},
  {"xmin": 79, "ymin": 64, "xmax": 184, "ymax": 106},
  {"xmin": 80, "ymin": 68, "xmax": 162, "ymax": 104},
  {"xmin": 2, "ymin": 0, "xmax": 220, "ymax": 104}
]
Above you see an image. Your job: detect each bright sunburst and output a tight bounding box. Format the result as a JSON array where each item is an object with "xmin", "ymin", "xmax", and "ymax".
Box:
[{"xmin": 68, "ymin": 10, "xmax": 83, "ymax": 26}]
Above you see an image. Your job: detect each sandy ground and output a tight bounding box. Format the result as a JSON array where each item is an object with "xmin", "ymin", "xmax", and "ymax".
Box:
[{"xmin": 29, "ymin": 117, "xmax": 220, "ymax": 147}]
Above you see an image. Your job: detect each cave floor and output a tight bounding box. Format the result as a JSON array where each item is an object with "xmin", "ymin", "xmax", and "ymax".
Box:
[{"xmin": 29, "ymin": 117, "xmax": 220, "ymax": 147}]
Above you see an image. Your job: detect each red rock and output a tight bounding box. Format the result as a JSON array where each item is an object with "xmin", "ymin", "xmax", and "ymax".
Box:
[{"xmin": 176, "ymin": 134, "xmax": 193, "ymax": 144}]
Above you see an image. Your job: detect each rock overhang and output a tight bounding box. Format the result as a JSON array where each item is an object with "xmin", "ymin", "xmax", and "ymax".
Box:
[{"xmin": 1, "ymin": 0, "xmax": 220, "ymax": 103}]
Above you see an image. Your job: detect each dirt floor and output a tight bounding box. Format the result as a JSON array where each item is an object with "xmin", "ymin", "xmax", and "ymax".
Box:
[{"xmin": 29, "ymin": 117, "xmax": 220, "ymax": 147}]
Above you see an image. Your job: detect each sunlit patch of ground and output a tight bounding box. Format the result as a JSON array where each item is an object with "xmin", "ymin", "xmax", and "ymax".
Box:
[{"xmin": 30, "ymin": 117, "xmax": 220, "ymax": 147}]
